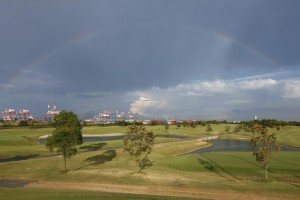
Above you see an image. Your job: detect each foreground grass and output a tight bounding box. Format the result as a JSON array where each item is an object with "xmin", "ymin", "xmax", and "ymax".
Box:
[
  {"xmin": 1, "ymin": 141, "xmax": 299, "ymax": 192},
  {"xmin": 0, "ymin": 150, "xmax": 299, "ymax": 199},
  {"xmin": 0, "ymin": 188, "xmax": 197, "ymax": 200}
]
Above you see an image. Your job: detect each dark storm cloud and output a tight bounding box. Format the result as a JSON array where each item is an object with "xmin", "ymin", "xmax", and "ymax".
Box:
[{"xmin": 0, "ymin": 0, "xmax": 300, "ymax": 119}]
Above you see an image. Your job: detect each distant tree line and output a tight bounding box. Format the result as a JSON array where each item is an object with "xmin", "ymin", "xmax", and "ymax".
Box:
[
  {"xmin": 236, "ymin": 119, "xmax": 292, "ymax": 133},
  {"xmin": 1, "ymin": 118, "xmax": 300, "ymax": 129}
]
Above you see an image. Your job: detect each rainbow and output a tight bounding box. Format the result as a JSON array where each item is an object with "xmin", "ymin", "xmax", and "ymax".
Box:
[
  {"xmin": 0, "ymin": 29, "xmax": 103, "ymax": 93},
  {"xmin": 0, "ymin": 24, "xmax": 281, "ymax": 93}
]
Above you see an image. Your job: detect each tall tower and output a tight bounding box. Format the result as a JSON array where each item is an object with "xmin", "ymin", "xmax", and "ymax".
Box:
[{"xmin": 46, "ymin": 102, "xmax": 60, "ymax": 120}]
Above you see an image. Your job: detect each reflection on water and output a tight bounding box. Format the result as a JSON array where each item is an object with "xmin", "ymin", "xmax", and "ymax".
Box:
[{"xmin": 184, "ymin": 139, "xmax": 300, "ymax": 155}]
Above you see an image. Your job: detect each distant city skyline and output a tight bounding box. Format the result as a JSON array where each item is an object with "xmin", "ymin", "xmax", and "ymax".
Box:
[{"xmin": 0, "ymin": 1, "xmax": 300, "ymax": 121}]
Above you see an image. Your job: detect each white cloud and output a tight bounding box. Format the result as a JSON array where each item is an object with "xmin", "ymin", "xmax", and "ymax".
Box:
[
  {"xmin": 173, "ymin": 78, "xmax": 276, "ymax": 97},
  {"xmin": 172, "ymin": 80, "xmax": 228, "ymax": 97},
  {"xmin": 237, "ymin": 78, "xmax": 277, "ymax": 90},
  {"xmin": 202, "ymin": 80, "xmax": 226, "ymax": 91},
  {"xmin": 179, "ymin": 91, "xmax": 213, "ymax": 97},
  {"xmin": 124, "ymin": 76, "xmax": 299, "ymax": 119},
  {"xmin": 129, "ymin": 96, "xmax": 167, "ymax": 115},
  {"xmin": 283, "ymin": 80, "xmax": 300, "ymax": 99}
]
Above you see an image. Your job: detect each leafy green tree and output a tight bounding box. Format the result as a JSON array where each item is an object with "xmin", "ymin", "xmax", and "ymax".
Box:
[
  {"xmin": 191, "ymin": 122, "xmax": 196, "ymax": 128},
  {"xmin": 165, "ymin": 124, "xmax": 170, "ymax": 131},
  {"xmin": 251, "ymin": 125, "xmax": 279, "ymax": 180},
  {"xmin": 206, "ymin": 123, "xmax": 212, "ymax": 133},
  {"xmin": 225, "ymin": 125, "xmax": 230, "ymax": 133},
  {"xmin": 18, "ymin": 120, "xmax": 29, "ymax": 127},
  {"xmin": 46, "ymin": 111, "xmax": 83, "ymax": 171},
  {"xmin": 234, "ymin": 124, "xmax": 242, "ymax": 132},
  {"xmin": 123, "ymin": 125, "xmax": 155, "ymax": 172}
]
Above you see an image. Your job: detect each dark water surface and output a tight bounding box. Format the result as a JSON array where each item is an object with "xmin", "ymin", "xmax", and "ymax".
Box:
[
  {"xmin": 39, "ymin": 134, "xmax": 190, "ymax": 144},
  {"xmin": 83, "ymin": 135, "xmax": 123, "ymax": 143},
  {"xmin": 184, "ymin": 139, "xmax": 300, "ymax": 155}
]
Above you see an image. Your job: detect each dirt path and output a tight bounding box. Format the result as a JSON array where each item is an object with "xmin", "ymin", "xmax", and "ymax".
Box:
[{"xmin": 27, "ymin": 181, "xmax": 298, "ymax": 200}]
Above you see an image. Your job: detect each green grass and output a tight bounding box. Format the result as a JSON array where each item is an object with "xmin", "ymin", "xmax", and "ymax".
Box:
[
  {"xmin": 0, "ymin": 125, "xmax": 300, "ymax": 199},
  {"xmin": 0, "ymin": 128, "xmax": 53, "ymax": 157},
  {"xmin": 1, "ymin": 142, "xmax": 299, "ymax": 187},
  {"xmin": 275, "ymin": 126, "xmax": 300, "ymax": 148}
]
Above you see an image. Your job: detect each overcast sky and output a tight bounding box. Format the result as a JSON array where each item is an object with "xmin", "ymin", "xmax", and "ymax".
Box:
[{"xmin": 0, "ymin": 0, "xmax": 300, "ymax": 121}]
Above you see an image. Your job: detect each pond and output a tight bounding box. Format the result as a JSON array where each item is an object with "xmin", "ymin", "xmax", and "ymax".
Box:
[
  {"xmin": 184, "ymin": 139, "xmax": 300, "ymax": 155},
  {"xmin": 38, "ymin": 134, "xmax": 190, "ymax": 144}
]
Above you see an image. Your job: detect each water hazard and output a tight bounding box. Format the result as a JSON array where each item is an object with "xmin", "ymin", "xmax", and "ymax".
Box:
[
  {"xmin": 39, "ymin": 134, "xmax": 190, "ymax": 144},
  {"xmin": 184, "ymin": 139, "xmax": 300, "ymax": 155}
]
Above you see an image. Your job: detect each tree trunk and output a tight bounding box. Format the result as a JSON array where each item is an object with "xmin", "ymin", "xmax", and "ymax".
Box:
[
  {"xmin": 64, "ymin": 156, "xmax": 67, "ymax": 172},
  {"xmin": 265, "ymin": 167, "xmax": 268, "ymax": 180},
  {"xmin": 136, "ymin": 164, "xmax": 140, "ymax": 173}
]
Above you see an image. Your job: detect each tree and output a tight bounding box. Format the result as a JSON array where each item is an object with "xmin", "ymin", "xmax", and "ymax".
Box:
[
  {"xmin": 18, "ymin": 120, "xmax": 29, "ymax": 127},
  {"xmin": 123, "ymin": 125, "xmax": 155, "ymax": 172},
  {"xmin": 206, "ymin": 123, "xmax": 212, "ymax": 133},
  {"xmin": 165, "ymin": 123, "xmax": 170, "ymax": 131},
  {"xmin": 225, "ymin": 125, "xmax": 230, "ymax": 133},
  {"xmin": 46, "ymin": 111, "xmax": 83, "ymax": 171},
  {"xmin": 251, "ymin": 124, "xmax": 279, "ymax": 180}
]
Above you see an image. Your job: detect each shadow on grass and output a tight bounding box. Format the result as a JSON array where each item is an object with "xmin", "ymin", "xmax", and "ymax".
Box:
[
  {"xmin": 85, "ymin": 150, "xmax": 117, "ymax": 165},
  {"xmin": 75, "ymin": 150, "xmax": 117, "ymax": 170},
  {"xmin": 198, "ymin": 158, "xmax": 218, "ymax": 171},
  {"xmin": 198, "ymin": 154, "xmax": 242, "ymax": 181},
  {"xmin": 0, "ymin": 179, "xmax": 38, "ymax": 188},
  {"xmin": 79, "ymin": 143, "xmax": 107, "ymax": 151},
  {"xmin": 0, "ymin": 154, "xmax": 40, "ymax": 163}
]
